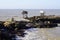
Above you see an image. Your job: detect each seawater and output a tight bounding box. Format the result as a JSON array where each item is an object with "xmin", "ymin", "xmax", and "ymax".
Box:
[
  {"xmin": 0, "ymin": 9, "xmax": 60, "ymax": 21},
  {"xmin": 15, "ymin": 27, "xmax": 60, "ymax": 40}
]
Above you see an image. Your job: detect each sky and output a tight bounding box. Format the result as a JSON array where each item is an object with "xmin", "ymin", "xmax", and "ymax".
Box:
[{"xmin": 0, "ymin": 0, "xmax": 60, "ymax": 9}]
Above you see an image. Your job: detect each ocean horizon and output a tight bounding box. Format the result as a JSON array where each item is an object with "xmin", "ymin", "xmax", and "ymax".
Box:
[
  {"xmin": 0, "ymin": 9, "xmax": 60, "ymax": 16},
  {"xmin": 0, "ymin": 9, "xmax": 60, "ymax": 21}
]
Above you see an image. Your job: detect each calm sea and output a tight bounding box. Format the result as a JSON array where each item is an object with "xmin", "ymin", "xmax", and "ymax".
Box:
[
  {"xmin": 0, "ymin": 9, "xmax": 60, "ymax": 16},
  {"xmin": 0, "ymin": 9, "xmax": 60, "ymax": 21}
]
